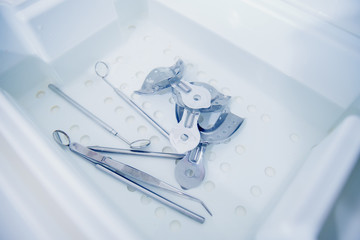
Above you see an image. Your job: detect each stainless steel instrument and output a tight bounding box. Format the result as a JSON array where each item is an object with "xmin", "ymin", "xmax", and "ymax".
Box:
[
  {"xmin": 174, "ymin": 143, "xmax": 207, "ymax": 190},
  {"xmin": 173, "ymin": 82, "xmax": 244, "ymax": 189},
  {"xmin": 95, "ymin": 61, "xmax": 170, "ymax": 139},
  {"xmin": 88, "ymin": 145, "xmax": 184, "ymax": 160},
  {"xmin": 52, "ymin": 130, "xmax": 212, "ymax": 223},
  {"xmin": 48, "ymin": 84, "xmax": 151, "ymax": 149},
  {"xmin": 134, "ymin": 59, "xmax": 184, "ymax": 95}
]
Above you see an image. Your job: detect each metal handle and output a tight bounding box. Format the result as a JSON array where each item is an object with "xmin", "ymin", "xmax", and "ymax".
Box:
[
  {"xmin": 103, "ymin": 78, "xmax": 170, "ymax": 138},
  {"xmin": 96, "ymin": 164, "xmax": 205, "ymax": 223},
  {"xmin": 53, "ymin": 130, "xmax": 209, "ymax": 222},
  {"xmin": 88, "ymin": 145, "xmax": 184, "ymax": 159},
  {"xmin": 49, "ymin": 84, "xmax": 150, "ymax": 149},
  {"xmin": 48, "ymin": 84, "xmax": 121, "ymax": 140},
  {"xmin": 94, "ymin": 61, "xmax": 169, "ymax": 139}
]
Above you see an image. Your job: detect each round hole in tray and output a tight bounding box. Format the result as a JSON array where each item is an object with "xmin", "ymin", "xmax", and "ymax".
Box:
[
  {"xmin": 140, "ymin": 195, "xmax": 152, "ymax": 205},
  {"xmin": 131, "ymin": 93, "xmax": 140, "ymax": 100},
  {"xmin": 234, "ymin": 96, "xmax": 243, "ymax": 104},
  {"xmin": 104, "ymin": 97, "xmax": 113, "ymax": 104},
  {"xmin": 136, "ymin": 71, "xmax": 145, "ymax": 79},
  {"xmin": 114, "ymin": 106, "xmax": 124, "ymax": 114},
  {"xmin": 120, "ymin": 83, "xmax": 128, "ymax": 90},
  {"xmin": 247, "ymin": 105, "xmax": 257, "ymax": 113},
  {"xmin": 142, "ymin": 101, "xmax": 151, "ymax": 109},
  {"xmin": 169, "ymin": 220, "xmax": 181, "ymax": 232},
  {"xmin": 84, "ymin": 80, "xmax": 93, "ymax": 87},
  {"xmin": 208, "ymin": 78, "xmax": 217, "ymax": 85},
  {"xmin": 162, "ymin": 146, "xmax": 174, "ymax": 153},
  {"xmin": 221, "ymin": 87, "xmax": 231, "ymax": 95},
  {"xmin": 265, "ymin": 167, "xmax": 276, "ymax": 177},
  {"xmin": 163, "ymin": 48, "xmax": 171, "ymax": 55},
  {"xmin": 290, "ymin": 133, "xmax": 299, "ymax": 142},
  {"xmin": 234, "ymin": 205, "xmax": 247, "ymax": 216},
  {"xmin": 150, "ymin": 136, "xmax": 160, "ymax": 144},
  {"xmin": 125, "ymin": 115, "xmax": 136, "ymax": 123},
  {"xmin": 186, "ymin": 63, "xmax": 194, "ymax": 71},
  {"xmin": 155, "ymin": 207, "xmax": 166, "ymax": 218},
  {"xmin": 197, "ymin": 71, "xmax": 206, "ymax": 80},
  {"xmin": 127, "ymin": 185, "xmax": 136, "ymax": 192},
  {"xmin": 143, "ymin": 35, "xmax": 151, "ymax": 41},
  {"xmin": 204, "ymin": 181, "xmax": 215, "ymax": 191},
  {"xmin": 220, "ymin": 162, "xmax": 231, "ymax": 172},
  {"xmin": 128, "ymin": 25, "xmax": 136, "ymax": 30},
  {"xmin": 69, "ymin": 124, "xmax": 80, "ymax": 132},
  {"xmin": 235, "ymin": 145, "xmax": 246, "ymax": 155},
  {"xmin": 154, "ymin": 111, "xmax": 164, "ymax": 119},
  {"xmin": 36, "ymin": 90, "xmax": 45, "ymax": 98},
  {"xmin": 114, "ymin": 56, "xmax": 125, "ymax": 63},
  {"xmin": 80, "ymin": 135, "xmax": 91, "ymax": 145},
  {"xmin": 137, "ymin": 125, "xmax": 147, "ymax": 134},
  {"xmin": 261, "ymin": 114, "xmax": 271, "ymax": 122},
  {"xmin": 250, "ymin": 185, "xmax": 262, "ymax": 197},
  {"xmin": 50, "ymin": 105, "xmax": 60, "ymax": 113}
]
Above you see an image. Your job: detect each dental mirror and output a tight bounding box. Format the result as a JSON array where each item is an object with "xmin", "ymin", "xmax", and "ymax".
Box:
[{"xmin": 53, "ymin": 130, "xmax": 71, "ymax": 146}]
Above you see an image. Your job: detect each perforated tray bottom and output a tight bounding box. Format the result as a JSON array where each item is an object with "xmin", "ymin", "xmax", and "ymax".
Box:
[{"xmin": 12, "ymin": 18, "xmax": 341, "ymax": 240}]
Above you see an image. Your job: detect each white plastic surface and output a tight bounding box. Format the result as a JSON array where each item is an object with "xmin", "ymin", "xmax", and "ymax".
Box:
[
  {"xmin": 1, "ymin": 0, "xmax": 360, "ymax": 239},
  {"xmin": 256, "ymin": 115, "xmax": 360, "ymax": 240},
  {"xmin": 283, "ymin": 0, "xmax": 360, "ymax": 37},
  {"xmin": 154, "ymin": 0, "xmax": 360, "ymax": 109}
]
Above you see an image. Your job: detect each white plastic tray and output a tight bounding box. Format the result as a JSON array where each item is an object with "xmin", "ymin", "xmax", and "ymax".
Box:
[{"xmin": 1, "ymin": 0, "xmax": 360, "ymax": 239}]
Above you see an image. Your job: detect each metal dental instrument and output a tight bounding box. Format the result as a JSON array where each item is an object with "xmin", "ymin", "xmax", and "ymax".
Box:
[
  {"xmin": 88, "ymin": 145, "xmax": 184, "ymax": 160},
  {"xmin": 175, "ymin": 143, "xmax": 207, "ymax": 190},
  {"xmin": 135, "ymin": 59, "xmax": 184, "ymax": 95},
  {"xmin": 52, "ymin": 130, "xmax": 212, "ymax": 220},
  {"xmin": 174, "ymin": 110, "xmax": 245, "ymax": 189},
  {"xmin": 169, "ymin": 109, "xmax": 201, "ymax": 153},
  {"xmin": 174, "ymin": 87, "xmax": 245, "ymax": 189},
  {"xmin": 95, "ymin": 61, "xmax": 170, "ymax": 139},
  {"xmin": 48, "ymin": 84, "xmax": 150, "ymax": 149},
  {"xmin": 97, "ymin": 166, "xmax": 205, "ymax": 223}
]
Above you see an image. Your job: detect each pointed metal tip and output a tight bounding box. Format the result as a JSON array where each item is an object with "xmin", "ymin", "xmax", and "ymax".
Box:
[
  {"xmin": 201, "ymin": 202, "xmax": 213, "ymax": 216},
  {"xmin": 134, "ymin": 90, "xmax": 153, "ymax": 95}
]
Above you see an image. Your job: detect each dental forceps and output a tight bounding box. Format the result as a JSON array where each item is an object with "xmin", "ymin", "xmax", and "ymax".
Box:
[
  {"xmin": 52, "ymin": 130, "xmax": 212, "ymax": 223},
  {"xmin": 87, "ymin": 145, "xmax": 184, "ymax": 160}
]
